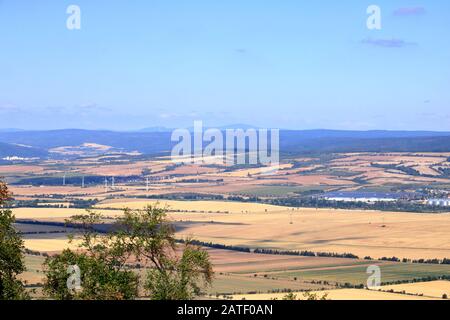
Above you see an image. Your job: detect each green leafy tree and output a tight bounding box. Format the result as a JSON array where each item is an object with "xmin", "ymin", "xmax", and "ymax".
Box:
[
  {"xmin": 145, "ymin": 242, "xmax": 213, "ymax": 299},
  {"xmin": 43, "ymin": 206, "xmax": 212, "ymax": 300},
  {"xmin": 282, "ymin": 292, "xmax": 298, "ymax": 300},
  {"xmin": 0, "ymin": 181, "xmax": 29, "ymax": 300},
  {"xmin": 303, "ymin": 291, "xmax": 329, "ymax": 300},
  {"xmin": 282, "ymin": 291, "xmax": 329, "ymax": 301},
  {"xmin": 43, "ymin": 212, "xmax": 139, "ymax": 300},
  {"xmin": 114, "ymin": 206, "xmax": 213, "ymax": 300}
]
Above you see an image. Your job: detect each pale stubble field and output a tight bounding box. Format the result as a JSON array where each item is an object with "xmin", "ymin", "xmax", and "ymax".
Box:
[{"xmin": 16, "ymin": 201, "xmax": 450, "ymax": 260}]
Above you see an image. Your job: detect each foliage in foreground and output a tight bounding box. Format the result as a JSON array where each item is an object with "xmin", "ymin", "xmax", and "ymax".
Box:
[
  {"xmin": 0, "ymin": 181, "xmax": 29, "ymax": 300},
  {"xmin": 43, "ymin": 206, "xmax": 213, "ymax": 300},
  {"xmin": 282, "ymin": 292, "xmax": 329, "ymax": 301}
]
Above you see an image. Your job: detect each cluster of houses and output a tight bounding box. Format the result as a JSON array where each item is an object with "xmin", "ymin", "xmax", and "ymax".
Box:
[{"xmin": 318, "ymin": 191, "xmax": 450, "ymax": 207}]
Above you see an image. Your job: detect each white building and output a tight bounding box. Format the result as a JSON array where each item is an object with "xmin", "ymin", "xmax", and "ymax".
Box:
[
  {"xmin": 320, "ymin": 192, "xmax": 410, "ymax": 203},
  {"xmin": 426, "ymin": 199, "xmax": 450, "ymax": 207},
  {"xmin": 324, "ymin": 196, "xmax": 397, "ymax": 203}
]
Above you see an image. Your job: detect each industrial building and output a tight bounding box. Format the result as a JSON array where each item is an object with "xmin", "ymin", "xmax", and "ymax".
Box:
[
  {"xmin": 426, "ymin": 199, "xmax": 450, "ymax": 207},
  {"xmin": 318, "ymin": 192, "xmax": 422, "ymax": 203}
]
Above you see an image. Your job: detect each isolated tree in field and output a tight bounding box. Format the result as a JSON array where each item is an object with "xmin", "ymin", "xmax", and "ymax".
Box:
[
  {"xmin": 43, "ymin": 206, "xmax": 212, "ymax": 300},
  {"xmin": 0, "ymin": 181, "xmax": 29, "ymax": 300}
]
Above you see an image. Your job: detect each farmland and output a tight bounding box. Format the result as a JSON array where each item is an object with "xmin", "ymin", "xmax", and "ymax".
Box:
[
  {"xmin": 14, "ymin": 202, "xmax": 450, "ymax": 300},
  {"xmin": 166, "ymin": 208, "xmax": 450, "ymax": 260},
  {"xmin": 4, "ymin": 151, "xmax": 450, "ymax": 300},
  {"xmin": 13, "ymin": 203, "xmax": 450, "ymax": 260},
  {"xmin": 4, "ymin": 152, "xmax": 450, "ymax": 201},
  {"xmin": 380, "ymin": 280, "xmax": 450, "ymax": 299},
  {"xmin": 19, "ymin": 247, "xmax": 450, "ymax": 299},
  {"xmin": 231, "ymin": 288, "xmax": 438, "ymax": 300},
  {"xmin": 3, "ymin": 0, "xmax": 450, "ymax": 304}
]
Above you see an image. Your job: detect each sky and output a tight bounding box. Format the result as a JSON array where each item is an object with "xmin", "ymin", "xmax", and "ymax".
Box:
[{"xmin": 0, "ymin": 0, "xmax": 449, "ymax": 131}]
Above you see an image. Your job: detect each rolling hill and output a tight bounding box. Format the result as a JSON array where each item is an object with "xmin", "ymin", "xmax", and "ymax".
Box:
[
  {"xmin": 0, "ymin": 142, "xmax": 48, "ymax": 159},
  {"xmin": 0, "ymin": 129, "xmax": 450, "ymax": 158}
]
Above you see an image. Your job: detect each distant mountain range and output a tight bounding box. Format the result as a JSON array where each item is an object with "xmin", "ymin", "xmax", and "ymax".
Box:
[
  {"xmin": 0, "ymin": 142, "xmax": 48, "ymax": 159},
  {"xmin": 138, "ymin": 124, "xmax": 259, "ymax": 132},
  {"xmin": 0, "ymin": 128, "xmax": 25, "ymax": 133},
  {"xmin": 138, "ymin": 127, "xmax": 173, "ymax": 133},
  {"xmin": 1, "ymin": 128, "xmax": 450, "ymax": 159}
]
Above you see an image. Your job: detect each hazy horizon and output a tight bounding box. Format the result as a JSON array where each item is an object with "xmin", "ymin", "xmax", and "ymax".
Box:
[{"xmin": 4, "ymin": 125, "xmax": 450, "ymax": 133}]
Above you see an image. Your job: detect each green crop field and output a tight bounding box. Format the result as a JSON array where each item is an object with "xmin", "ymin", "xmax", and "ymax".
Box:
[
  {"xmin": 269, "ymin": 263, "xmax": 450, "ymax": 285},
  {"xmin": 206, "ymin": 273, "xmax": 333, "ymax": 296}
]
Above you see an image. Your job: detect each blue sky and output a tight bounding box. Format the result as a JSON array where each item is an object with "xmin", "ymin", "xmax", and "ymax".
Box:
[{"xmin": 0, "ymin": 0, "xmax": 449, "ymax": 131}]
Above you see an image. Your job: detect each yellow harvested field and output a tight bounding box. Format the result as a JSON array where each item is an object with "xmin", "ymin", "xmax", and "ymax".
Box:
[
  {"xmin": 13, "ymin": 204, "xmax": 450, "ymax": 260},
  {"xmin": 37, "ymin": 202, "xmax": 71, "ymax": 207},
  {"xmin": 76, "ymin": 161, "xmax": 169, "ymax": 176},
  {"xmin": 162, "ymin": 208, "xmax": 450, "ymax": 260},
  {"xmin": 207, "ymin": 248, "xmax": 369, "ymax": 274},
  {"xmin": 23, "ymin": 237, "xmax": 80, "ymax": 252},
  {"xmin": 10, "ymin": 185, "xmax": 106, "ymax": 196},
  {"xmin": 96, "ymin": 199, "xmax": 292, "ymax": 213},
  {"xmin": 380, "ymin": 280, "xmax": 450, "ymax": 299},
  {"xmin": 12, "ymin": 207, "xmax": 120, "ymax": 219},
  {"xmin": 232, "ymin": 288, "xmax": 436, "ymax": 300},
  {"xmin": 155, "ymin": 164, "xmax": 220, "ymax": 176},
  {"xmin": 220, "ymin": 164, "xmax": 293, "ymax": 177},
  {"xmin": 413, "ymin": 165, "xmax": 441, "ymax": 176},
  {"xmin": 0, "ymin": 165, "xmax": 45, "ymax": 174},
  {"xmin": 331, "ymin": 154, "xmax": 447, "ymax": 165},
  {"xmin": 285, "ymin": 175, "xmax": 352, "ymax": 186}
]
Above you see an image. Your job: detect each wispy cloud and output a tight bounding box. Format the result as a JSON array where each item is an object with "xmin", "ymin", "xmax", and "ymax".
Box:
[
  {"xmin": 158, "ymin": 111, "xmax": 198, "ymax": 120},
  {"xmin": 78, "ymin": 103, "xmax": 111, "ymax": 112},
  {"xmin": 44, "ymin": 103, "xmax": 111, "ymax": 117},
  {"xmin": 361, "ymin": 38, "xmax": 417, "ymax": 48},
  {"xmin": 0, "ymin": 103, "xmax": 21, "ymax": 113},
  {"xmin": 394, "ymin": 7, "xmax": 426, "ymax": 16}
]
